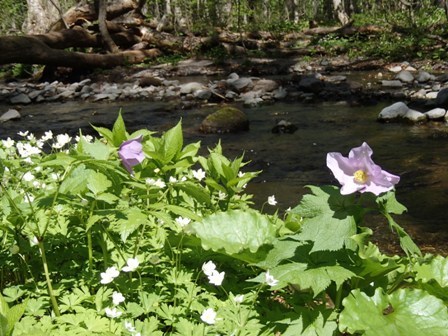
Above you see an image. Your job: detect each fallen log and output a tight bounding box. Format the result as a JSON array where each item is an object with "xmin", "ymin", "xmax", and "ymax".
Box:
[{"xmin": 0, "ymin": 35, "xmax": 160, "ymax": 68}]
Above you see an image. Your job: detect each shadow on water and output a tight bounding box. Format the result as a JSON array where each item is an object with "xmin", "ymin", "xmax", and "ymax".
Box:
[{"xmin": 1, "ymin": 100, "xmax": 447, "ymax": 254}]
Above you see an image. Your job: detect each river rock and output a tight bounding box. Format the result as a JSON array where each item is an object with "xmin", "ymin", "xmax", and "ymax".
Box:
[
  {"xmin": 229, "ymin": 77, "xmax": 254, "ymax": 93},
  {"xmin": 180, "ymin": 82, "xmax": 204, "ymax": 94},
  {"xmin": 416, "ymin": 71, "xmax": 435, "ymax": 83},
  {"xmin": 424, "ymin": 108, "xmax": 446, "ymax": 120},
  {"xmin": 200, "ymin": 106, "xmax": 249, "ymax": 133},
  {"xmin": 396, "ymin": 70, "xmax": 414, "ymax": 83},
  {"xmin": 193, "ymin": 89, "xmax": 212, "ymax": 100},
  {"xmin": 252, "ymin": 79, "xmax": 279, "ymax": 92},
  {"xmin": 378, "ymin": 102, "xmax": 409, "ymax": 120},
  {"xmin": 0, "ymin": 109, "xmax": 21, "ymax": 122},
  {"xmin": 298, "ymin": 75, "xmax": 324, "ymax": 93},
  {"xmin": 405, "ymin": 109, "xmax": 426, "ymax": 122},
  {"xmin": 272, "ymin": 120, "xmax": 297, "ymax": 134},
  {"xmin": 381, "ymin": 80, "xmax": 403, "ymax": 88},
  {"xmin": 435, "ymin": 88, "xmax": 448, "ymax": 108},
  {"xmin": 10, "ymin": 93, "xmax": 31, "ymax": 104}
]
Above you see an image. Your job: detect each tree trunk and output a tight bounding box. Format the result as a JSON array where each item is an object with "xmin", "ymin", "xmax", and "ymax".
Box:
[
  {"xmin": 332, "ymin": 0, "xmax": 350, "ymax": 25},
  {"xmin": 23, "ymin": 0, "xmax": 60, "ymax": 34},
  {"xmin": 98, "ymin": 0, "xmax": 119, "ymax": 52}
]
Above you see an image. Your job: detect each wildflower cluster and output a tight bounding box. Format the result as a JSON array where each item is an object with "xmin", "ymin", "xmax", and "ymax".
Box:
[{"xmin": 0, "ymin": 114, "xmax": 446, "ymax": 336}]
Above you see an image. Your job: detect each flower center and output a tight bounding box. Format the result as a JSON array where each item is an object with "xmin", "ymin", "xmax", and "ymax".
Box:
[{"xmin": 353, "ymin": 170, "xmax": 368, "ymax": 184}]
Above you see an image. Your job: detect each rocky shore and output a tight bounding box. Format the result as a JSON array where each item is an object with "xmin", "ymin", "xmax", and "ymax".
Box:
[{"xmin": 2, "ymin": 57, "xmax": 448, "ymax": 125}]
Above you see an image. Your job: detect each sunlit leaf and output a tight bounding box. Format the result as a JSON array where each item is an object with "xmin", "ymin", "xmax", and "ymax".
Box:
[
  {"xmin": 339, "ymin": 288, "xmax": 448, "ymax": 336},
  {"xmin": 190, "ymin": 209, "xmax": 276, "ymax": 254}
]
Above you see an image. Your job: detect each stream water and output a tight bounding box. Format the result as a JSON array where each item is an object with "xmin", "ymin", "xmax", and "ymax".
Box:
[{"xmin": 1, "ymin": 99, "xmax": 447, "ymax": 254}]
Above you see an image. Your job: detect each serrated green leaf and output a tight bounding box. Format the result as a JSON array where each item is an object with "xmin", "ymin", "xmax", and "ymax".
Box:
[
  {"xmin": 255, "ymin": 238, "xmax": 304, "ymax": 269},
  {"xmin": 91, "ymin": 125, "xmax": 114, "ymax": 145},
  {"xmin": 112, "ymin": 111, "xmax": 128, "ymax": 147},
  {"xmin": 60, "ymin": 165, "xmax": 90, "ymax": 195},
  {"xmin": 116, "ymin": 208, "xmax": 147, "ymax": 242},
  {"xmin": 376, "ymin": 191, "xmax": 407, "ymax": 215},
  {"xmin": 190, "ymin": 209, "xmax": 276, "ymax": 254},
  {"xmin": 96, "ymin": 193, "xmax": 119, "ymax": 204},
  {"xmin": 293, "ymin": 186, "xmax": 358, "ymax": 252},
  {"xmin": 85, "ymin": 214, "xmax": 102, "ymax": 231},
  {"xmin": 87, "ymin": 171, "xmax": 112, "ymax": 196},
  {"xmin": 339, "ymin": 288, "xmax": 448, "ymax": 336},
  {"xmin": 78, "ymin": 139, "xmax": 112, "ymax": 160},
  {"xmin": 162, "ymin": 121, "xmax": 183, "ymax": 163},
  {"xmin": 7, "ymin": 299, "xmax": 27, "ymax": 336},
  {"xmin": 282, "ymin": 311, "xmax": 337, "ymax": 336},
  {"xmin": 175, "ymin": 182, "xmax": 211, "ymax": 205},
  {"xmin": 415, "ymin": 255, "xmax": 448, "ymax": 288},
  {"xmin": 271, "ymin": 263, "xmax": 355, "ymax": 295}
]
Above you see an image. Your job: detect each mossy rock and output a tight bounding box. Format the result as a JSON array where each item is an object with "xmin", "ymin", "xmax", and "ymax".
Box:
[{"xmin": 200, "ymin": 106, "xmax": 249, "ymax": 133}]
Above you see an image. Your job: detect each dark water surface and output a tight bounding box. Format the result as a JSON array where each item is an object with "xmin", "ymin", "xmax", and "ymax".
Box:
[{"xmin": 1, "ymin": 100, "xmax": 447, "ymax": 254}]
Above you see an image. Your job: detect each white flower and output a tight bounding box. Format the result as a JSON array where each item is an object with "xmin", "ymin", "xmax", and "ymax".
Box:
[
  {"xmin": 52, "ymin": 133, "xmax": 72, "ymax": 149},
  {"xmin": 112, "ymin": 291, "xmax": 125, "ymax": 305},
  {"xmin": 202, "ymin": 261, "xmax": 216, "ymax": 276},
  {"xmin": 192, "ymin": 169, "xmax": 206, "ymax": 181},
  {"xmin": 2, "ymin": 137, "xmax": 14, "ymax": 148},
  {"xmin": 169, "ymin": 176, "xmax": 177, "ymax": 183},
  {"xmin": 124, "ymin": 321, "xmax": 136, "ymax": 333},
  {"xmin": 208, "ymin": 270, "xmax": 225, "ymax": 286},
  {"xmin": 122, "ymin": 258, "xmax": 139, "ymax": 272},
  {"xmin": 175, "ymin": 216, "xmax": 190, "ymax": 227},
  {"xmin": 217, "ymin": 191, "xmax": 226, "ymax": 200},
  {"xmin": 105, "ymin": 307, "xmax": 122, "ymax": 318},
  {"xmin": 233, "ymin": 294, "xmax": 244, "ymax": 303},
  {"xmin": 30, "ymin": 236, "xmax": 39, "ymax": 246},
  {"xmin": 75, "ymin": 134, "xmax": 93, "ymax": 143},
  {"xmin": 238, "ymin": 171, "xmax": 245, "ymax": 177},
  {"xmin": 200, "ymin": 308, "xmax": 217, "ymax": 325},
  {"xmin": 146, "ymin": 178, "xmax": 166, "ymax": 188},
  {"xmin": 265, "ymin": 270, "xmax": 279, "ymax": 287},
  {"xmin": 100, "ymin": 266, "xmax": 120, "ymax": 284},
  {"xmin": 18, "ymin": 131, "xmax": 29, "ymax": 137},
  {"xmin": 267, "ymin": 195, "xmax": 277, "ymax": 206},
  {"xmin": 41, "ymin": 130, "xmax": 53, "ymax": 141},
  {"xmin": 22, "ymin": 172, "xmax": 35, "ymax": 182},
  {"xmin": 16, "ymin": 143, "xmax": 41, "ymax": 158},
  {"xmin": 27, "ymin": 134, "xmax": 36, "ymax": 142}
]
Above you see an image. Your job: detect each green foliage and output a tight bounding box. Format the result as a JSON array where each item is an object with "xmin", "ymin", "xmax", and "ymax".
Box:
[{"xmin": 0, "ymin": 113, "xmax": 447, "ymax": 335}]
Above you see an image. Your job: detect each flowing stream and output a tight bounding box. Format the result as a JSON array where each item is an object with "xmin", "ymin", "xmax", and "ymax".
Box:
[{"xmin": 1, "ymin": 99, "xmax": 447, "ymax": 254}]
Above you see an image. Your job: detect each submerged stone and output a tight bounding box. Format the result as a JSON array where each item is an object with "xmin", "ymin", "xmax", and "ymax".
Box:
[{"xmin": 200, "ymin": 106, "xmax": 249, "ymax": 133}]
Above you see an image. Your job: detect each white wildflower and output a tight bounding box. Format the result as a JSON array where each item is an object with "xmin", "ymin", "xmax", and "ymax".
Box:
[
  {"xmin": 208, "ymin": 270, "xmax": 225, "ymax": 286},
  {"xmin": 2, "ymin": 137, "xmax": 14, "ymax": 148},
  {"xmin": 105, "ymin": 307, "xmax": 122, "ymax": 319},
  {"xmin": 200, "ymin": 308, "xmax": 217, "ymax": 325},
  {"xmin": 30, "ymin": 236, "xmax": 39, "ymax": 246},
  {"xmin": 265, "ymin": 270, "xmax": 279, "ymax": 287},
  {"xmin": 100, "ymin": 266, "xmax": 120, "ymax": 284},
  {"xmin": 202, "ymin": 261, "xmax": 216, "ymax": 276},
  {"xmin": 233, "ymin": 294, "xmax": 244, "ymax": 303},
  {"xmin": 52, "ymin": 133, "xmax": 72, "ymax": 149},
  {"xmin": 18, "ymin": 131, "xmax": 29, "ymax": 137},
  {"xmin": 146, "ymin": 178, "xmax": 166, "ymax": 188},
  {"xmin": 22, "ymin": 172, "xmax": 35, "ymax": 182},
  {"xmin": 192, "ymin": 168, "xmax": 206, "ymax": 181},
  {"xmin": 122, "ymin": 258, "xmax": 139, "ymax": 272},
  {"xmin": 40, "ymin": 130, "xmax": 53, "ymax": 141},
  {"xmin": 16, "ymin": 142, "xmax": 41, "ymax": 158},
  {"xmin": 169, "ymin": 176, "xmax": 177, "ymax": 183},
  {"xmin": 124, "ymin": 321, "xmax": 136, "ymax": 333},
  {"xmin": 112, "ymin": 291, "xmax": 125, "ymax": 305},
  {"xmin": 267, "ymin": 195, "xmax": 277, "ymax": 206},
  {"xmin": 175, "ymin": 216, "xmax": 190, "ymax": 227},
  {"xmin": 217, "ymin": 191, "xmax": 226, "ymax": 200}
]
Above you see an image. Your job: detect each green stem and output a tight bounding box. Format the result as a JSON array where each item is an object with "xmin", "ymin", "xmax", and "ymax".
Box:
[
  {"xmin": 86, "ymin": 201, "xmax": 96, "ymax": 273},
  {"xmin": 38, "ymin": 241, "xmax": 60, "ymax": 316},
  {"xmin": 334, "ymin": 284, "xmax": 344, "ymax": 311}
]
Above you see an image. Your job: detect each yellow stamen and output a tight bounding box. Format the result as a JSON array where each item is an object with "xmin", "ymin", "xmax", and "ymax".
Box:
[{"xmin": 353, "ymin": 170, "xmax": 368, "ymax": 184}]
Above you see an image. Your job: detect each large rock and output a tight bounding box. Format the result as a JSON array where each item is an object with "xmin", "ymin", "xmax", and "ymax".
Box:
[
  {"xmin": 298, "ymin": 76, "xmax": 324, "ymax": 93},
  {"xmin": 405, "ymin": 109, "xmax": 426, "ymax": 122},
  {"xmin": 425, "ymin": 108, "xmax": 446, "ymax": 120},
  {"xmin": 435, "ymin": 88, "xmax": 448, "ymax": 108},
  {"xmin": 378, "ymin": 102, "xmax": 409, "ymax": 120},
  {"xmin": 396, "ymin": 70, "xmax": 414, "ymax": 83},
  {"xmin": 253, "ymin": 79, "xmax": 279, "ymax": 92},
  {"xmin": 200, "ymin": 106, "xmax": 249, "ymax": 133},
  {"xmin": 0, "ymin": 109, "xmax": 21, "ymax": 122}
]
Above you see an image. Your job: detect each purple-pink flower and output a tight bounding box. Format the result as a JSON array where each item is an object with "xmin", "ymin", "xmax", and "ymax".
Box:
[
  {"xmin": 118, "ymin": 136, "xmax": 145, "ymax": 174},
  {"xmin": 326, "ymin": 142, "xmax": 399, "ymax": 196}
]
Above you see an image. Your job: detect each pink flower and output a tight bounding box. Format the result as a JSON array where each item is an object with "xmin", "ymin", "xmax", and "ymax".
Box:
[
  {"xmin": 118, "ymin": 136, "xmax": 144, "ymax": 174},
  {"xmin": 326, "ymin": 142, "xmax": 399, "ymax": 196}
]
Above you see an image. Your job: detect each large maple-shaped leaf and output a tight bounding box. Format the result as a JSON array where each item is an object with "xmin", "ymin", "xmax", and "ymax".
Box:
[
  {"xmin": 414, "ymin": 255, "xmax": 448, "ymax": 288},
  {"xmin": 339, "ymin": 288, "xmax": 448, "ymax": 336},
  {"xmin": 267, "ymin": 263, "xmax": 356, "ymax": 296},
  {"xmin": 292, "ymin": 185, "xmax": 359, "ymax": 252},
  {"xmin": 190, "ymin": 209, "xmax": 276, "ymax": 254}
]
